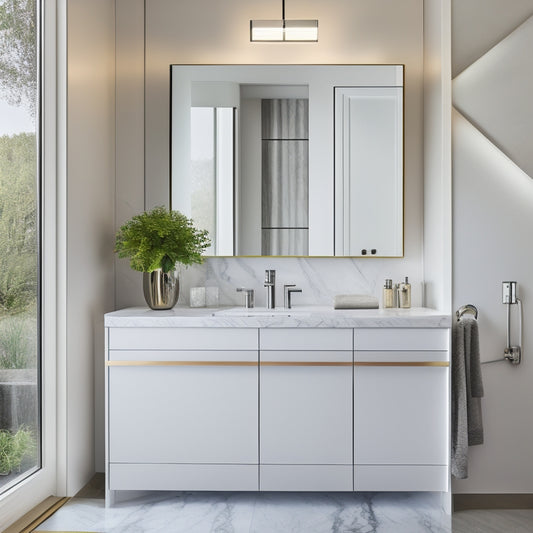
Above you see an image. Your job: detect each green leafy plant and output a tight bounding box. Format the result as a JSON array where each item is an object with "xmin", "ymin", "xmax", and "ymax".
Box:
[
  {"xmin": 114, "ymin": 207, "xmax": 211, "ymax": 273},
  {"xmin": 0, "ymin": 315, "xmax": 36, "ymax": 369},
  {"xmin": 0, "ymin": 428, "xmax": 36, "ymax": 475}
]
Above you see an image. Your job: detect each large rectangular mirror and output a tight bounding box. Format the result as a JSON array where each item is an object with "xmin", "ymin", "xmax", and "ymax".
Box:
[{"xmin": 171, "ymin": 65, "xmax": 403, "ymax": 257}]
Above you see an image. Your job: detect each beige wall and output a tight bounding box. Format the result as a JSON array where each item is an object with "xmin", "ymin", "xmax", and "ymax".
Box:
[
  {"xmin": 114, "ymin": 0, "xmax": 426, "ymax": 311},
  {"xmin": 67, "ymin": 0, "xmax": 115, "ymax": 494}
]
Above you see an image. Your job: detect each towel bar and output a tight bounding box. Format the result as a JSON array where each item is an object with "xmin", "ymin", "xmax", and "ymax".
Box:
[
  {"xmin": 456, "ymin": 304, "xmax": 478, "ymax": 321},
  {"xmin": 456, "ymin": 304, "xmax": 504, "ymax": 364},
  {"xmin": 455, "ymin": 304, "xmax": 501, "ymax": 364}
]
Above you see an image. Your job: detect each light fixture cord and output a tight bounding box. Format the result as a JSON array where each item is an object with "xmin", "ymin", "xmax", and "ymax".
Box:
[{"xmin": 282, "ymin": 0, "xmax": 285, "ymax": 20}]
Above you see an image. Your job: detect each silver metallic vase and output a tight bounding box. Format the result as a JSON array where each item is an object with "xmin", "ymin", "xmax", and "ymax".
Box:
[{"xmin": 143, "ymin": 268, "xmax": 180, "ymax": 310}]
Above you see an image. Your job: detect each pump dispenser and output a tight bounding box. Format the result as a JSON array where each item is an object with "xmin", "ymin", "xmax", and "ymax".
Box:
[
  {"xmin": 398, "ymin": 277, "xmax": 411, "ymax": 308},
  {"xmin": 383, "ymin": 279, "xmax": 394, "ymax": 308}
]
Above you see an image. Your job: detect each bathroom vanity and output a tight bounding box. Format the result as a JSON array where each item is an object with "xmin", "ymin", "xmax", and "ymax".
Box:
[{"xmin": 104, "ymin": 307, "xmax": 450, "ymax": 505}]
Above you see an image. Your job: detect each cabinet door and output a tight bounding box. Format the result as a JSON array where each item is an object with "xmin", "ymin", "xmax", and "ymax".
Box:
[
  {"xmin": 260, "ymin": 351, "xmax": 353, "ymax": 490},
  {"xmin": 334, "ymin": 86, "xmax": 403, "ymax": 257},
  {"xmin": 109, "ymin": 361, "xmax": 258, "ymax": 465},
  {"xmin": 354, "ymin": 365, "xmax": 448, "ymax": 491}
]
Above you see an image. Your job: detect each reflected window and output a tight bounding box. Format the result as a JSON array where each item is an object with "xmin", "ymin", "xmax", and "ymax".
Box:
[
  {"xmin": 190, "ymin": 107, "xmax": 234, "ymax": 255},
  {"xmin": 261, "ymin": 98, "xmax": 309, "ymax": 255}
]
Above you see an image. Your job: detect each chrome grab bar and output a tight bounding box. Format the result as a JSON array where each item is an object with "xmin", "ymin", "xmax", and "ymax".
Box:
[
  {"xmin": 502, "ymin": 281, "xmax": 521, "ymax": 365},
  {"xmin": 456, "ymin": 286, "xmax": 523, "ymax": 366}
]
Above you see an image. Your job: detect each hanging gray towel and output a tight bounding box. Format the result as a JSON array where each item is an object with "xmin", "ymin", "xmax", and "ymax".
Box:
[{"xmin": 451, "ymin": 317, "xmax": 484, "ymax": 479}]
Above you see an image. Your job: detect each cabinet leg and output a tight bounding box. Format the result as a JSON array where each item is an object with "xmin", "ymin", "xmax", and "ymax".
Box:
[{"xmin": 105, "ymin": 489, "xmax": 116, "ymax": 508}]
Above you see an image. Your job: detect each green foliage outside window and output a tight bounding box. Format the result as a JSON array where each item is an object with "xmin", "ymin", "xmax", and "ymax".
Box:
[
  {"xmin": 0, "ymin": 133, "xmax": 37, "ymax": 313},
  {"xmin": 0, "ymin": 0, "xmax": 37, "ymax": 117},
  {"xmin": 0, "ymin": 314, "xmax": 36, "ymax": 368},
  {"xmin": 0, "ymin": 427, "xmax": 36, "ymax": 475}
]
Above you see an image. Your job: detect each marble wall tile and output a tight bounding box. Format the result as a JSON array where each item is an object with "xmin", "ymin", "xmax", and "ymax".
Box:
[{"xmin": 178, "ymin": 256, "xmax": 424, "ymax": 309}]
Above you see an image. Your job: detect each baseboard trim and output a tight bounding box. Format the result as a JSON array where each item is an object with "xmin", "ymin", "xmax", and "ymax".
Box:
[
  {"xmin": 74, "ymin": 472, "xmax": 105, "ymax": 499},
  {"xmin": 454, "ymin": 493, "xmax": 533, "ymax": 511},
  {"xmin": 4, "ymin": 496, "xmax": 69, "ymax": 533}
]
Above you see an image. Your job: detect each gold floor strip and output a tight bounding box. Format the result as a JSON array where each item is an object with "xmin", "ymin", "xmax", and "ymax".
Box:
[{"xmin": 4, "ymin": 496, "xmax": 69, "ymax": 533}]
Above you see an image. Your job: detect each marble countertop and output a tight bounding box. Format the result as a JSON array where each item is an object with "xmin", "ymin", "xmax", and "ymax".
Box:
[{"xmin": 104, "ymin": 306, "xmax": 451, "ymax": 328}]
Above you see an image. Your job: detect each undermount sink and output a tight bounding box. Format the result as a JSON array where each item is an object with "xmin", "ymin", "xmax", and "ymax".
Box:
[{"xmin": 213, "ymin": 307, "xmax": 311, "ymax": 318}]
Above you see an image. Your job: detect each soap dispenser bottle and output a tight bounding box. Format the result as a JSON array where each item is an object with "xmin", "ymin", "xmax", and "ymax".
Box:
[
  {"xmin": 383, "ymin": 279, "xmax": 394, "ymax": 308},
  {"xmin": 398, "ymin": 277, "xmax": 411, "ymax": 309}
]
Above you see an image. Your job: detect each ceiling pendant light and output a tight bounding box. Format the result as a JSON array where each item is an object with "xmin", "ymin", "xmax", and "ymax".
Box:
[{"xmin": 250, "ymin": 0, "xmax": 318, "ymax": 42}]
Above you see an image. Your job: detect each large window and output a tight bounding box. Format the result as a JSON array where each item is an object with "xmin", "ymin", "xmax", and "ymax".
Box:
[{"xmin": 0, "ymin": 0, "xmax": 40, "ymax": 494}]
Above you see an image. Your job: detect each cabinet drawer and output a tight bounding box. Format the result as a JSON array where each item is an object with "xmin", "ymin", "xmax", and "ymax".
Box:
[
  {"xmin": 354, "ymin": 351, "xmax": 448, "ymax": 363},
  {"xmin": 354, "ymin": 465, "xmax": 448, "ymax": 492},
  {"xmin": 260, "ymin": 350, "xmax": 352, "ymax": 364},
  {"xmin": 108, "ymin": 350, "xmax": 257, "ymax": 363},
  {"xmin": 260, "ymin": 328, "xmax": 352, "ymax": 351},
  {"xmin": 110, "ymin": 464, "xmax": 258, "ymax": 491},
  {"xmin": 355, "ymin": 328, "xmax": 449, "ymax": 351},
  {"xmin": 108, "ymin": 327, "xmax": 258, "ymax": 350},
  {"xmin": 260, "ymin": 465, "xmax": 353, "ymax": 491}
]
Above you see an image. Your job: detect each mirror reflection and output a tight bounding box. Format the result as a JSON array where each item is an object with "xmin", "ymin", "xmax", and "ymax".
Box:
[
  {"xmin": 260, "ymin": 98, "xmax": 309, "ymax": 256},
  {"xmin": 171, "ymin": 65, "xmax": 403, "ymax": 257}
]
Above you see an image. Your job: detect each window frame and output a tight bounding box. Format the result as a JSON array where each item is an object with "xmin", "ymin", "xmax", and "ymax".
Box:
[{"xmin": 0, "ymin": 0, "xmax": 64, "ymax": 525}]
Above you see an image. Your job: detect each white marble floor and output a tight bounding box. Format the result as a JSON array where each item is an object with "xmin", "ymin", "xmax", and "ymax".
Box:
[{"xmin": 35, "ymin": 491, "xmax": 451, "ymax": 533}]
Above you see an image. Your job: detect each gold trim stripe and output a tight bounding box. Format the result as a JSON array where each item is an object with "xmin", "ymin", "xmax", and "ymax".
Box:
[
  {"xmin": 260, "ymin": 362, "xmax": 353, "ymax": 367},
  {"xmin": 106, "ymin": 361, "xmax": 257, "ymax": 367},
  {"xmin": 354, "ymin": 361, "xmax": 449, "ymax": 367},
  {"xmin": 107, "ymin": 361, "xmax": 448, "ymax": 368}
]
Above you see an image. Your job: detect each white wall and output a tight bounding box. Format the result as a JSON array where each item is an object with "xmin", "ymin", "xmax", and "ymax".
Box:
[
  {"xmin": 65, "ymin": 0, "xmax": 115, "ymax": 494},
  {"xmin": 423, "ymin": 0, "xmax": 452, "ymax": 314},
  {"xmin": 452, "ymin": 0, "xmax": 533, "ymax": 493},
  {"xmin": 115, "ymin": 0, "xmax": 426, "ymax": 312}
]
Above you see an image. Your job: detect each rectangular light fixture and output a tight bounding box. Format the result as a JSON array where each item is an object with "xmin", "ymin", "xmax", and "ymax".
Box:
[
  {"xmin": 250, "ymin": 0, "xmax": 318, "ymax": 42},
  {"xmin": 250, "ymin": 19, "xmax": 318, "ymax": 42}
]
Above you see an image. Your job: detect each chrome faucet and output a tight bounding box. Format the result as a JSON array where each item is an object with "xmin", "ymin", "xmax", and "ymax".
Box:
[
  {"xmin": 264, "ymin": 269, "xmax": 276, "ymax": 309},
  {"xmin": 284, "ymin": 284, "xmax": 302, "ymax": 309},
  {"xmin": 236, "ymin": 287, "xmax": 255, "ymax": 309}
]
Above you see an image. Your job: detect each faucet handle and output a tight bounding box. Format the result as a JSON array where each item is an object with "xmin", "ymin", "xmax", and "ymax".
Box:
[
  {"xmin": 265, "ymin": 269, "xmax": 276, "ymax": 283},
  {"xmin": 284, "ymin": 284, "xmax": 302, "ymax": 309},
  {"xmin": 236, "ymin": 287, "xmax": 255, "ymax": 309}
]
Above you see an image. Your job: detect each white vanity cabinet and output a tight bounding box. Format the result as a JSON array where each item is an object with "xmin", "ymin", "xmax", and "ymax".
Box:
[
  {"xmin": 104, "ymin": 309, "xmax": 451, "ymax": 503},
  {"xmin": 105, "ymin": 327, "xmax": 259, "ymax": 499},
  {"xmin": 353, "ymin": 328, "xmax": 450, "ymax": 492},
  {"xmin": 259, "ymin": 329, "xmax": 353, "ymax": 491}
]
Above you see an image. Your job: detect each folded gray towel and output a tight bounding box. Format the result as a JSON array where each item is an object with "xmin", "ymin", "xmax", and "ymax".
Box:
[
  {"xmin": 451, "ymin": 317, "xmax": 484, "ymax": 479},
  {"xmin": 334, "ymin": 294, "xmax": 379, "ymax": 309}
]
